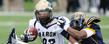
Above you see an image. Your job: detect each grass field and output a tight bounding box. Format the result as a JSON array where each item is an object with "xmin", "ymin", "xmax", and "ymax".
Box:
[{"xmin": 0, "ymin": 15, "xmax": 109, "ymax": 44}]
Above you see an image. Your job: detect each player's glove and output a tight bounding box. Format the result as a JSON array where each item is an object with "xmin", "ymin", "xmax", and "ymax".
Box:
[
  {"xmin": 20, "ymin": 34, "xmax": 35, "ymax": 43},
  {"xmin": 20, "ymin": 28, "xmax": 37, "ymax": 43}
]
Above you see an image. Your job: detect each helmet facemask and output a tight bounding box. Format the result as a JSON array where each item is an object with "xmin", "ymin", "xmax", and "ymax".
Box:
[
  {"xmin": 71, "ymin": 17, "xmax": 85, "ymax": 30},
  {"xmin": 35, "ymin": 8, "xmax": 52, "ymax": 24},
  {"xmin": 70, "ymin": 12, "xmax": 86, "ymax": 30}
]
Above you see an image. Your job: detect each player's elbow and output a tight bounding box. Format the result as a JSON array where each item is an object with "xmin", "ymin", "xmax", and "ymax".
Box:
[
  {"xmin": 79, "ymin": 34, "xmax": 86, "ymax": 39},
  {"xmin": 77, "ymin": 28, "xmax": 96, "ymax": 39},
  {"xmin": 75, "ymin": 31, "xmax": 87, "ymax": 40}
]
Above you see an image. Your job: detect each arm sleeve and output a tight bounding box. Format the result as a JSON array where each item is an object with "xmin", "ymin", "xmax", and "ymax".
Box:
[
  {"xmin": 82, "ymin": 27, "xmax": 96, "ymax": 38},
  {"xmin": 28, "ymin": 19, "xmax": 36, "ymax": 27},
  {"xmin": 57, "ymin": 16, "xmax": 70, "ymax": 31},
  {"xmin": 61, "ymin": 30, "xmax": 70, "ymax": 39},
  {"xmin": 63, "ymin": 17, "xmax": 70, "ymax": 31},
  {"xmin": 21, "ymin": 19, "xmax": 37, "ymax": 43},
  {"xmin": 57, "ymin": 16, "xmax": 70, "ymax": 39}
]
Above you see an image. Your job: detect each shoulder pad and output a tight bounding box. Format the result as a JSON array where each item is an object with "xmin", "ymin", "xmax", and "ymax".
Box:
[{"xmin": 85, "ymin": 16, "xmax": 100, "ymax": 25}]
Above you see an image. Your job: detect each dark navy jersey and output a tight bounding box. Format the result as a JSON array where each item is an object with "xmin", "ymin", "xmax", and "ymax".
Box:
[
  {"xmin": 80, "ymin": 24, "xmax": 104, "ymax": 44},
  {"xmin": 70, "ymin": 20, "xmax": 105, "ymax": 44}
]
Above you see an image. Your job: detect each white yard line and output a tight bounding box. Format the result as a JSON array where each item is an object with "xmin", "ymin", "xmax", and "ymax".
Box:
[
  {"xmin": 0, "ymin": 22, "xmax": 20, "ymax": 26},
  {"xmin": 100, "ymin": 25, "xmax": 109, "ymax": 28},
  {"xmin": 0, "ymin": 22, "xmax": 109, "ymax": 28},
  {"xmin": 104, "ymin": 40, "xmax": 109, "ymax": 44}
]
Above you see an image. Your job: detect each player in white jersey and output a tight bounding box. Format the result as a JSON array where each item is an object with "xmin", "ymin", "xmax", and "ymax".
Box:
[
  {"xmin": 20, "ymin": 0, "xmax": 72, "ymax": 44},
  {"xmin": 28, "ymin": 16, "xmax": 70, "ymax": 44}
]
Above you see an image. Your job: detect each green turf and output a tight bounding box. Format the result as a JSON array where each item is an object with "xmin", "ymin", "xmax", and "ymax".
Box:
[
  {"xmin": 0, "ymin": 15, "xmax": 40, "ymax": 44},
  {"xmin": 99, "ymin": 16, "xmax": 109, "ymax": 40},
  {"xmin": 24, "ymin": 1, "xmax": 35, "ymax": 11},
  {"xmin": 0, "ymin": 15, "xmax": 109, "ymax": 44}
]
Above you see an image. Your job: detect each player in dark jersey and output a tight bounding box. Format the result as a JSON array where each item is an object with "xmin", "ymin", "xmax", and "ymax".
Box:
[{"xmin": 69, "ymin": 12, "xmax": 104, "ymax": 44}]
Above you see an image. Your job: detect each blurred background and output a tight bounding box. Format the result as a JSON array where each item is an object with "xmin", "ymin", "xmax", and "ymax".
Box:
[{"xmin": 0, "ymin": 0, "xmax": 109, "ymax": 44}]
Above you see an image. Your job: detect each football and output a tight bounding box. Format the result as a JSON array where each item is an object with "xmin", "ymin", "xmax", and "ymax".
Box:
[
  {"xmin": 28, "ymin": 27, "xmax": 38, "ymax": 36},
  {"xmin": 26, "ymin": 27, "xmax": 38, "ymax": 40}
]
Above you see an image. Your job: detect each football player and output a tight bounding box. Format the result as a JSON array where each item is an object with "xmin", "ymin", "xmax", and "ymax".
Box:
[
  {"xmin": 67, "ymin": 12, "xmax": 104, "ymax": 44},
  {"xmin": 20, "ymin": 0, "xmax": 78, "ymax": 44}
]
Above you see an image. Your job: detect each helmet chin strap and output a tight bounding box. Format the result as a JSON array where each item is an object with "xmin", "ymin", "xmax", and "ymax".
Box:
[
  {"xmin": 39, "ymin": 17, "xmax": 53, "ymax": 28},
  {"xmin": 39, "ymin": 14, "xmax": 53, "ymax": 25},
  {"xmin": 40, "ymin": 17, "xmax": 50, "ymax": 23}
]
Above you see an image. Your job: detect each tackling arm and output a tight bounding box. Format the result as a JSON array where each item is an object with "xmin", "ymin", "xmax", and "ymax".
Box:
[
  {"xmin": 67, "ymin": 16, "xmax": 100, "ymax": 39},
  {"xmin": 67, "ymin": 27, "xmax": 87, "ymax": 39},
  {"xmin": 68, "ymin": 35, "xmax": 79, "ymax": 44},
  {"xmin": 66, "ymin": 26, "xmax": 95, "ymax": 40}
]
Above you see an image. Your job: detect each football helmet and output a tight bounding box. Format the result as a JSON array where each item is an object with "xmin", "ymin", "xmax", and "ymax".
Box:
[
  {"xmin": 70, "ymin": 12, "xmax": 87, "ymax": 30},
  {"xmin": 34, "ymin": 0, "xmax": 53, "ymax": 24}
]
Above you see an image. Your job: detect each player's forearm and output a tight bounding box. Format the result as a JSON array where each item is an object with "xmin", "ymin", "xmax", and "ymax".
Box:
[
  {"xmin": 68, "ymin": 35, "xmax": 79, "ymax": 44},
  {"xmin": 67, "ymin": 27, "xmax": 86, "ymax": 39},
  {"xmin": 67, "ymin": 27, "xmax": 82, "ymax": 39}
]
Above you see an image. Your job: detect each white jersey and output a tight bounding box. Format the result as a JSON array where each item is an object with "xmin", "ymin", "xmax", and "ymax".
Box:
[{"xmin": 28, "ymin": 16, "xmax": 70, "ymax": 44}]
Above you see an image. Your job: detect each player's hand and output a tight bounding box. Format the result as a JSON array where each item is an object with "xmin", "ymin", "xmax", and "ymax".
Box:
[
  {"xmin": 20, "ymin": 27, "xmax": 38, "ymax": 42},
  {"xmin": 16, "ymin": 38, "xmax": 28, "ymax": 44}
]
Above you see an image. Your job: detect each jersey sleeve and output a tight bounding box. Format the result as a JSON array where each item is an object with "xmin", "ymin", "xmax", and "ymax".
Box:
[
  {"xmin": 83, "ymin": 24, "xmax": 100, "ymax": 38},
  {"xmin": 57, "ymin": 16, "xmax": 70, "ymax": 39},
  {"xmin": 82, "ymin": 27, "xmax": 96, "ymax": 38},
  {"xmin": 60, "ymin": 30, "xmax": 70, "ymax": 39},
  {"xmin": 63, "ymin": 17, "xmax": 70, "ymax": 31},
  {"xmin": 28, "ymin": 19, "xmax": 36, "ymax": 27}
]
